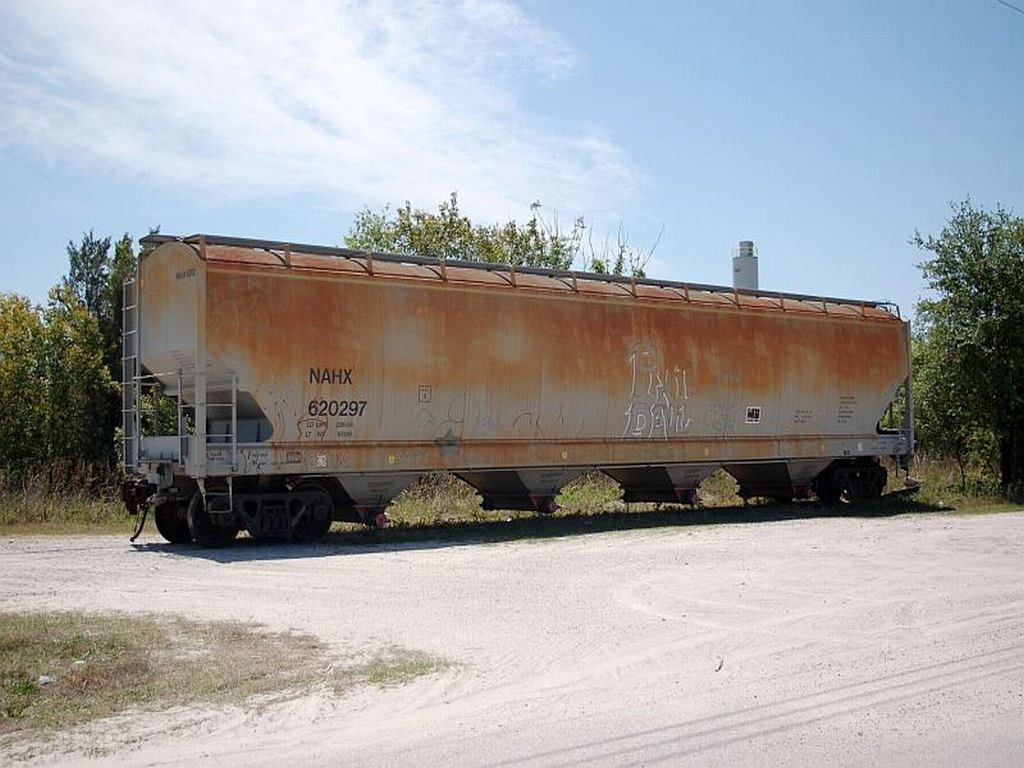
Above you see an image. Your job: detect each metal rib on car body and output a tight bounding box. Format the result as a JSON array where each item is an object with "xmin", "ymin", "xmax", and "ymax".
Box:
[{"xmin": 123, "ymin": 234, "xmax": 913, "ymax": 546}]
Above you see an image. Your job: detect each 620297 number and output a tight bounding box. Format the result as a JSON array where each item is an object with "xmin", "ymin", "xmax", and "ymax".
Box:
[{"xmin": 308, "ymin": 399, "xmax": 367, "ymax": 417}]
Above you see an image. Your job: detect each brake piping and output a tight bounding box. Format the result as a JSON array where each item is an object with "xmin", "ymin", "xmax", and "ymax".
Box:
[{"xmin": 129, "ymin": 503, "xmax": 150, "ymax": 542}]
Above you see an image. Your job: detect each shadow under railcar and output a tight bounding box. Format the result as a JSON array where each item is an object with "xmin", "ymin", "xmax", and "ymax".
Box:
[{"xmin": 132, "ymin": 493, "xmax": 943, "ymax": 564}]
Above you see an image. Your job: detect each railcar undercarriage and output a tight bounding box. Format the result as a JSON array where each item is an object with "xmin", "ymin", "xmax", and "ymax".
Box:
[{"xmin": 126, "ymin": 456, "xmax": 898, "ymax": 547}]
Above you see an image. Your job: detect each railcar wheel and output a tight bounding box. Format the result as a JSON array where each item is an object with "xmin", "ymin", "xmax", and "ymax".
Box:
[
  {"xmin": 817, "ymin": 487, "xmax": 842, "ymax": 505},
  {"xmin": 187, "ymin": 493, "xmax": 240, "ymax": 548},
  {"xmin": 154, "ymin": 503, "xmax": 192, "ymax": 544},
  {"xmin": 813, "ymin": 471, "xmax": 843, "ymax": 505},
  {"xmin": 289, "ymin": 484, "xmax": 334, "ymax": 542}
]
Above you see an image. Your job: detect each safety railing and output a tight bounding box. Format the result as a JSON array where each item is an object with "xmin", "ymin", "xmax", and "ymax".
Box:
[
  {"xmin": 140, "ymin": 233, "xmax": 903, "ymax": 318},
  {"xmin": 124, "ymin": 369, "xmax": 238, "ymax": 476}
]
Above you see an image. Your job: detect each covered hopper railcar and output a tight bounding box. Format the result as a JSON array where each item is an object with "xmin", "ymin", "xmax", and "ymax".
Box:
[{"xmin": 123, "ymin": 234, "xmax": 913, "ymax": 546}]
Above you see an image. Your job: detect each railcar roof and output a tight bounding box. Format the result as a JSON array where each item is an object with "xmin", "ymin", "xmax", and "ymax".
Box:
[{"xmin": 140, "ymin": 233, "xmax": 902, "ymax": 320}]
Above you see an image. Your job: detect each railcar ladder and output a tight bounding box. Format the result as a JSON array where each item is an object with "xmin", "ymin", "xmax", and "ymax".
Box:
[
  {"xmin": 121, "ymin": 279, "xmax": 140, "ymax": 472},
  {"xmin": 200, "ymin": 373, "xmax": 239, "ymax": 510},
  {"xmin": 203, "ymin": 373, "xmax": 239, "ymax": 476}
]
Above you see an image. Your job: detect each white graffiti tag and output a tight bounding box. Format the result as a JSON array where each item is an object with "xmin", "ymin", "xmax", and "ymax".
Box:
[{"xmin": 622, "ymin": 344, "xmax": 691, "ymax": 439}]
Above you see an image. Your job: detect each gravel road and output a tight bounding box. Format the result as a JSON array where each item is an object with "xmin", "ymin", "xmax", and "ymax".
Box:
[{"xmin": 2, "ymin": 511, "xmax": 1022, "ymax": 766}]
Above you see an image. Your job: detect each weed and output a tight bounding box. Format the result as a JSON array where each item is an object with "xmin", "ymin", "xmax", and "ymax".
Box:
[
  {"xmin": 0, "ymin": 612, "xmax": 449, "ymax": 742},
  {"xmin": 346, "ymin": 651, "xmax": 452, "ymax": 688}
]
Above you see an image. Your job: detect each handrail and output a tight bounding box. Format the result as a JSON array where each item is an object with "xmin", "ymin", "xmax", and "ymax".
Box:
[{"xmin": 131, "ymin": 370, "xmax": 238, "ymax": 472}]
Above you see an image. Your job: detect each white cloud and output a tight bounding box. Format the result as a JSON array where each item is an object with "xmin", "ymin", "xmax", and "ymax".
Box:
[{"xmin": 0, "ymin": 0, "xmax": 638, "ymax": 223}]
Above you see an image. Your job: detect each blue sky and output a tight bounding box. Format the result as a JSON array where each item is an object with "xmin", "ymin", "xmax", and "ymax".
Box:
[{"xmin": 1, "ymin": 0, "xmax": 1021, "ymax": 318}]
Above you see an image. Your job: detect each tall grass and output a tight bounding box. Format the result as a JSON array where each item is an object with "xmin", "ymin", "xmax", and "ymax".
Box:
[
  {"xmin": 0, "ymin": 465, "xmax": 126, "ymax": 533},
  {"xmin": 896, "ymin": 454, "xmax": 1009, "ymax": 509}
]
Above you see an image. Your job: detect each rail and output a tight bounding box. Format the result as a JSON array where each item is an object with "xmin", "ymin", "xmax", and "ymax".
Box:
[{"xmin": 140, "ymin": 233, "xmax": 902, "ymax": 318}]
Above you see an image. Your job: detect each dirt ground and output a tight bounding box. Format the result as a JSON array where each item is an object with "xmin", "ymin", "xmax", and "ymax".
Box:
[{"xmin": 2, "ymin": 510, "xmax": 1022, "ymax": 766}]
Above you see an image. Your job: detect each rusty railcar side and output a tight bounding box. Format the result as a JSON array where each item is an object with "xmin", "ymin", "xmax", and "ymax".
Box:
[{"xmin": 124, "ymin": 234, "xmax": 912, "ymax": 545}]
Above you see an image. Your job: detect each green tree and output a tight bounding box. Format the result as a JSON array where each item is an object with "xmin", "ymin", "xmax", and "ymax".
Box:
[
  {"xmin": 63, "ymin": 230, "xmax": 140, "ymax": 468},
  {"xmin": 0, "ymin": 294, "xmax": 48, "ymax": 481},
  {"xmin": 914, "ymin": 200, "xmax": 1024, "ymax": 496},
  {"xmin": 0, "ymin": 288, "xmax": 117, "ymax": 487},
  {"xmin": 65, "ymin": 231, "xmax": 112, "ymax": 318},
  {"xmin": 64, "ymin": 230, "xmax": 137, "ymax": 379},
  {"xmin": 344, "ymin": 192, "xmax": 653, "ymax": 275},
  {"xmin": 1, "ymin": 231, "xmax": 143, "ymax": 488},
  {"xmin": 912, "ymin": 335, "xmax": 995, "ymax": 491},
  {"xmin": 41, "ymin": 286, "xmax": 118, "ymax": 469}
]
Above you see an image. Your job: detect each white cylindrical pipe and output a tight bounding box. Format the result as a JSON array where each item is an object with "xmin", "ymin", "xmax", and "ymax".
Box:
[{"xmin": 732, "ymin": 240, "xmax": 758, "ymax": 290}]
